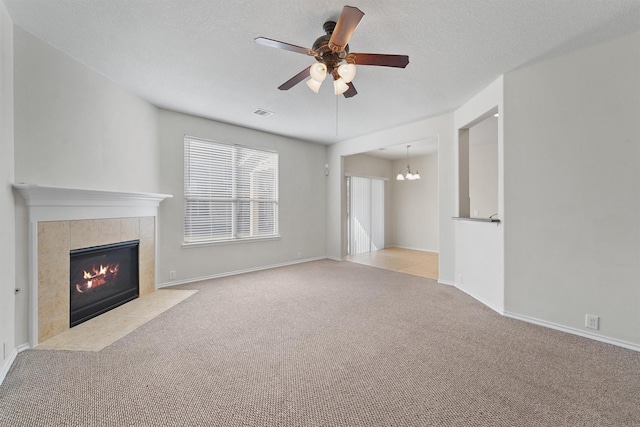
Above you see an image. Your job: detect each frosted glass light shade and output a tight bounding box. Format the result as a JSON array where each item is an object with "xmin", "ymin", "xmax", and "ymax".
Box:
[
  {"xmin": 333, "ymin": 78, "xmax": 349, "ymax": 95},
  {"xmin": 337, "ymin": 63, "xmax": 356, "ymax": 83},
  {"xmin": 413, "ymin": 171, "xmax": 421, "ymax": 180},
  {"xmin": 310, "ymin": 63, "xmax": 328, "ymax": 82},
  {"xmin": 306, "ymin": 78, "xmax": 322, "ymax": 93},
  {"xmin": 396, "ymin": 173, "xmax": 405, "ymax": 181}
]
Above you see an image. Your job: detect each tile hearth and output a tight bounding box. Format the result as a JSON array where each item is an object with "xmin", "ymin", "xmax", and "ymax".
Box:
[{"xmin": 35, "ymin": 289, "xmax": 197, "ymax": 351}]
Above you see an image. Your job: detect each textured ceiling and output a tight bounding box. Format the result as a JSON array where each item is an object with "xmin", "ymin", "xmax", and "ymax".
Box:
[{"xmin": 5, "ymin": 0, "xmax": 640, "ymax": 154}]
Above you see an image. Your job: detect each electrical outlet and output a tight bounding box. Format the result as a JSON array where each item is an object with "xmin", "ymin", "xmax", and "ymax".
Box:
[
  {"xmin": 297, "ymin": 252, "xmax": 302, "ymax": 259},
  {"xmin": 169, "ymin": 270, "xmax": 176, "ymax": 280},
  {"xmin": 585, "ymin": 314, "xmax": 599, "ymax": 330}
]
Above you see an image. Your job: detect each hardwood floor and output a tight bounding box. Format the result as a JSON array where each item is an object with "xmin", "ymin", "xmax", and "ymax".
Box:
[{"xmin": 345, "ymin": 247, "xmax": 439, "ymax": 280}]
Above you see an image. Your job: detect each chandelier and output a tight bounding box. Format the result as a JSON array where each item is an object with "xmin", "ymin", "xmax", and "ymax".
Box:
[{"xmin": 396, "ymin": 145, "xmax": 420, "ymax": 181}]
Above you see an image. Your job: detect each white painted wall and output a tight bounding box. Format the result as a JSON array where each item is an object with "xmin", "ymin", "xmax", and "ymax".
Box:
[
  {"xmin": 343, "ymin": 153, "xmax": 393, "ymax": 248},
  {"xmin": 437, "ymin": 117, "xmax": 456, "ymax": 284},
  {"xmin": 0, "ymin": 0, "xmax": 16, "ymax": 381},
  {"xmin": 156, "ymin": 109, "xmax": 327, "ymax": 284},
  {"xmin": 12, "ymin": 26, "xmax": 162, "ymax": 348},
  {"xmin": 454, "ymin": 221, "xmax": 502, "ymax": 312},
  {"xmin": 327, "ymin": 113, "xmax": 454, "ymax": 283},
  {"xmin": 453, "ymin": 77, "xmax": 504, "ymax": 312},
  {"xmin": 504, "ymin": 31, "xmax": 640, "ymax": 347},
  {"xmin": 391, "ymin": 154, "xmax": 439, "ymax": 252}
]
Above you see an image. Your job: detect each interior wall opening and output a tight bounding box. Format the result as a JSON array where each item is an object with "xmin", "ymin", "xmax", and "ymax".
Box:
[{"xmin": 458, "ymin": 109, "xmax": 499, "ymax": 219}]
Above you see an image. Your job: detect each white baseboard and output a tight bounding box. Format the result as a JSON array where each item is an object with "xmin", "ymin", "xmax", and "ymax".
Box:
[
  {"xmin": 160, "ymin": 258, "xmax": 639, "ymax": 354},
  {"xmin": 504, "ymin": 311, "xmax": 640, "ymax": 352},
  {"xmin": 158, "ymin": 256, "xmax": 328, "ymax": 288},
  {"xmin": 0, "ymin": 343, "xmax": 30, "ymax": 386},
  {"xmin": 387, "ymin": 245, "xmax": 439, "ymax": 254},
  {"xmin": 453, "ymin": 283, "xmax": 504, "ymax": 315}
]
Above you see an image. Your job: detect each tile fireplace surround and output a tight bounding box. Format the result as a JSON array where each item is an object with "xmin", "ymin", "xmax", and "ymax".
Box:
[{"xmin": 14, "ymin": 184, "xmax": 172, "ymax": 347}]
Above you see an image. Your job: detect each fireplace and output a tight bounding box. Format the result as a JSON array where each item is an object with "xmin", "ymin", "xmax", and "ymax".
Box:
[
  {"xmin": 14, "ymin": 184, "xmax": 172, "ymax": 345},
  {"xmin": 70, "ymin": 240, "xmax": 140, "ymax": 327}
]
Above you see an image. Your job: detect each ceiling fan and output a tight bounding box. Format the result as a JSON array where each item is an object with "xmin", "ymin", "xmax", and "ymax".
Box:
[{"xmin": 254, "ymin": 5, "xmax": 409, "ymax": 98}]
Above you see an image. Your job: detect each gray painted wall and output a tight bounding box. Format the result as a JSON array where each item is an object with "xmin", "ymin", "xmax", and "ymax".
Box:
[
  {"xmin": 469, "ymin": 117, "xmax": 498, "ymax": 218},
  {"xmin": 156, "ymin": 109, "xmax": 327, "ymax": 285},
  {"xmin": 392, "ymin": 154, "xmax": 439, "ymax": 252},
  {"xmin": 13, "ymin": 26, "xmax": 160, "ymax": 193},
  {"xmin": 504, "ymin": 31, "xmax": 640, "ymax": 346}
]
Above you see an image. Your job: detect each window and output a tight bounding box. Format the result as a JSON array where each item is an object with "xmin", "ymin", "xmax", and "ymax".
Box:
[{"xmin": 184, "ymin": 136, "xmax": 279, "ymax": 244}]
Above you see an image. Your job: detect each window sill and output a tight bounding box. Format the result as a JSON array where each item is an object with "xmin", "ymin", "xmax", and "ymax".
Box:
[{"xmin": 182, "ymin": 235, "xmax": 281, "ymax": 248}]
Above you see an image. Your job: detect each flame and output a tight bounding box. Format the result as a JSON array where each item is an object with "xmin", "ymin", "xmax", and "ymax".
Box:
[{"xmin": 75, "ymin": 263, "xmax": 120, "ymax": 293}]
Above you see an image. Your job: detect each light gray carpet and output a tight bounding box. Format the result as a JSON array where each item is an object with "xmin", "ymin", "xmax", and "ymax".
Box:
[{"xmin": 1, "ymin": 260, "xmax": 639, "ymax": 426}]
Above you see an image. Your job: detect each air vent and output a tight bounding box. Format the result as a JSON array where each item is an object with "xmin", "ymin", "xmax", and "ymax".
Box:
[{"xmin": 253, "ymin": 108, "xmax": 274, "ymax": 117}]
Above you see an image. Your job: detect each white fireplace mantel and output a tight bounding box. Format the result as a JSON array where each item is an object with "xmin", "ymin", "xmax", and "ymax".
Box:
[
  {"xmin": 14, "ymin": 184, "xmax": 172, "ymax": 222},
  {"xmin": 14, "ymin": 183, "xmax": 172, "ymax": 347}
]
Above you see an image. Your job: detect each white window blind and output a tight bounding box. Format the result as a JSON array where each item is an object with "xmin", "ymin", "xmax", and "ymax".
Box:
[
  {"xmin": 184, "ymin": 136, "xmax": 279, "ymax": 244},
  {"xmin": 347, "ymin": 176, "xmax": 384, "ymax": 255}
]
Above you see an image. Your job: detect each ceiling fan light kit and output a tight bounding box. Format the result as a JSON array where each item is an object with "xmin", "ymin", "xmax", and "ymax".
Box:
[
  {"xmin": 254, "ymin": 5, "xmax": 409, "ymax": 98},
  {"xmin": 306, "ymin": 78, "xmax": 322, "ymax": 93},
  {"xmin": 309, "ymin": 63, "xmax": 328, "ymax": 82},
  {"xmin": 333, "ymin": 78, "xmax": 350, "ymax": 95},
  {"xmin": 337, "ymin": 63, "xmax": 356, "ymax": 83}
]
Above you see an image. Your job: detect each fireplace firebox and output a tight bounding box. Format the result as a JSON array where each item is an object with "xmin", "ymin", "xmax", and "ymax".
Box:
[{"xmin": 70, "ymin": 240, "xmax": 140, "ymax": 327}]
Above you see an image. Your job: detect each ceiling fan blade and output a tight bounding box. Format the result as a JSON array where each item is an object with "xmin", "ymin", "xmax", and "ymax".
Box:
[
  {"xmin": 352, "ymin": 53, "xmax": 410, "ymax": 68},
  {"xmin": 328, "ymin": 6, "xmax": 364, "ymax": 52},
  {"xmin": 254, "ymin": 37, "xmax": 313, "ymax": 55},
  {"xmin": 343, "ymin": 82, "xmax": 357, "ymax": 98},
  {"xmin": 278, "ymin": 66, "xmax": 311, "ymax": 90}
]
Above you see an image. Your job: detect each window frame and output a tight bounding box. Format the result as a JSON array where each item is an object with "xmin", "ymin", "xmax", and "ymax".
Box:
[{"xmin": 183, "ymin": 135, "xmax": 279, "ymax": 246}]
